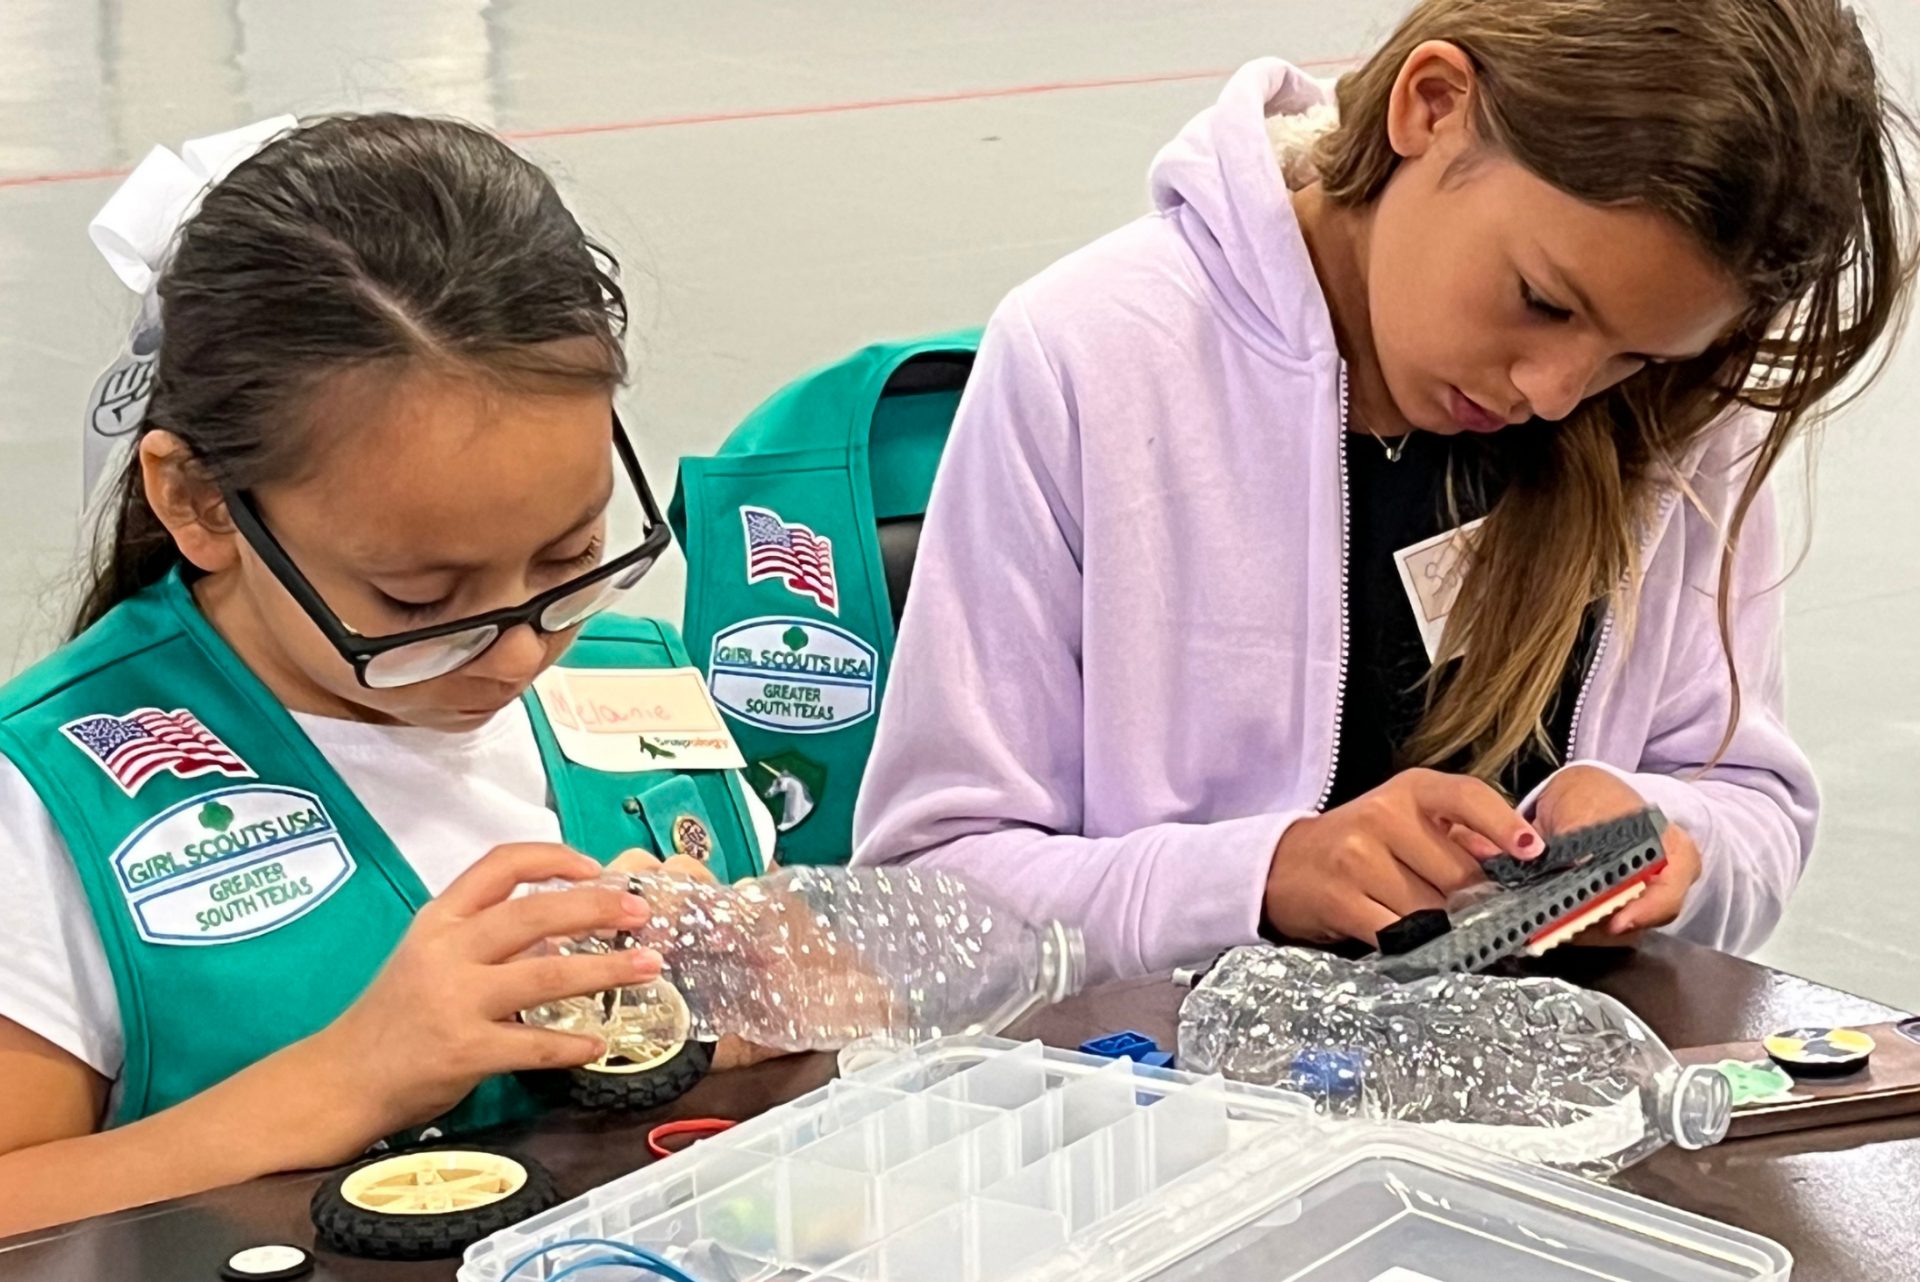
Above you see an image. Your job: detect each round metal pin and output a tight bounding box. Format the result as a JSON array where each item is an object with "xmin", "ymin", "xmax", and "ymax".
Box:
[
  {"xmin": 671, "ymin": 814, "xmax": 713, "ymax": 862},
  {"xmin": 1763, "ymin": 1025, "xmax": 1876, "ymax": 1079}
]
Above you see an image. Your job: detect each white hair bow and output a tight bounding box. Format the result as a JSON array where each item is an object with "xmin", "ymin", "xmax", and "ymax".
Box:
[
  {"xmin": 89, "ymin": 115, "xmax": 297, "ymax": 294},
  {"xmin": 82, "ymin": 115, "xmax": 296, "ymax": 498}
]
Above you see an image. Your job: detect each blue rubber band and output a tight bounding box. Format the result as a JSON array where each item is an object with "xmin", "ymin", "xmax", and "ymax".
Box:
[{"xmin": 502, "ymin": 1236, "xmax": 702, "ymax": 1282}]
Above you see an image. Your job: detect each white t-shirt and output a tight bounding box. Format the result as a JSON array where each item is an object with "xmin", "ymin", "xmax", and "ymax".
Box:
[{"xmin": 0, "ymin": 701, "xmax": 774, "ymax": 1080}]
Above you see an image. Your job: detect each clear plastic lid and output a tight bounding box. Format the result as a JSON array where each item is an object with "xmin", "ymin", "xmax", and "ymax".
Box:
[{"xmin": 459, "ymin": 1036, "xmax": 1791, "ymax": 1282}]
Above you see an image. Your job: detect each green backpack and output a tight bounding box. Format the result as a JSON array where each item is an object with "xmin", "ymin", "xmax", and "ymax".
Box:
[{"xmin": 669, "ymin": 331, "xmax": 980, "ymax": 865}]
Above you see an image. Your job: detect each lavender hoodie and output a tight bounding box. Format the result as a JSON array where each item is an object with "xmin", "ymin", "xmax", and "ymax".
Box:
[{"xmin": 851, "ymin": 60, "xmax": 1817, "ymax": 984}]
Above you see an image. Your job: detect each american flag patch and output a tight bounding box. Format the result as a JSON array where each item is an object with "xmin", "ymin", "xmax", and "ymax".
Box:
[
  {"xmin": 60, "ymin": 708, "xmax": 254, "ymax": 797},
  {"xmin": 742, "ymin": 506, "xmax": 838, "ymax": 615}
]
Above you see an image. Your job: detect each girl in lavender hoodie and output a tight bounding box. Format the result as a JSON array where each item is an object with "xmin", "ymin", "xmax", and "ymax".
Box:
[{"xmin": 854, "ymin": 0, "xmax": 1915, "ymax": 983}]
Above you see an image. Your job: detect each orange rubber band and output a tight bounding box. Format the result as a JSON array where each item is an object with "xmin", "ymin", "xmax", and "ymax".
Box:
[{"xmin": 647, "ymin": 1118, "xmax": 736, "ymax": 1159}]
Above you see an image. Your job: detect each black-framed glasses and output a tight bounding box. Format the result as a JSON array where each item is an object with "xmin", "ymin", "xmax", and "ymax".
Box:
[{"xmin": 219, "ymin": 413, "xmax": 669, "ymax": 690}]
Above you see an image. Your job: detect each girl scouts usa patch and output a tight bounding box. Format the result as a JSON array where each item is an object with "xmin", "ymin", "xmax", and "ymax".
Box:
[
  {"xmin": 708, "ymin": 617, "xmax": 877, "ymax": 733},
  {"xmin": 110, "ymin": 784, "xmax": 355, "ymax": 946}
]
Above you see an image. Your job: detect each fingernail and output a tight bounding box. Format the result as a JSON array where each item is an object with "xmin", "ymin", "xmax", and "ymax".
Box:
[
  {"xmin": 1517, "ymin": 831, "xmax": 1541, "ymax": 854},
  {"xmin": 631, "ymin": 948, "xmax": 663, "ymax": 975},
  {"xmin": 621, "ymin": 892, "xmax": 649, "ymax": 918}
]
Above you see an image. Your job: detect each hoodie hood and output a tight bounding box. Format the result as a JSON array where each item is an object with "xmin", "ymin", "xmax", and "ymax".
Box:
[{"xmin": 1149, "ymin": 59, "xmax": 1340, "ymax": 365}]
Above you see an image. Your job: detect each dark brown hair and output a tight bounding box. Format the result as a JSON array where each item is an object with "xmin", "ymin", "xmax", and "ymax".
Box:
[
  {"xmin": 1313, "ymin": 0, "xmax": 1915, "ymax": 778},
  {"xmin": 74, "ymin": 113, "xmax": 628, "ymax": 636}
]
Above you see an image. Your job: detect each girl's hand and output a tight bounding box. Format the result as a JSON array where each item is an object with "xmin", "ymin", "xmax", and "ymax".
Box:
[
  {"xmin": 608, "ymin": 847, "xmax": 787, "ymax": 1071},
  {"xmin": 314, "ymin": 843, "xmax": 663, "ymax": 1138},
  {"xmin": 1265, "ymin": 769, "xmax": 1542, "ymax": 944},
  {"xmin": 1534, "ymin": 766, "xmax": 1702, "ymax": 941}
]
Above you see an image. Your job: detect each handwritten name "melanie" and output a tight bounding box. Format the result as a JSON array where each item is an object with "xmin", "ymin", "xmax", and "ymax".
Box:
[{"xmin": 549, "ymin": 689, "xmax": 674, "ymax": 732}]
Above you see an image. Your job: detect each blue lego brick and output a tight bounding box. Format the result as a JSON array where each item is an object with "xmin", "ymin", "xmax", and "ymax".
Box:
[{"xmin": 1080, "ymin": 1031, "xmax": 1165, "ymax": 1064}]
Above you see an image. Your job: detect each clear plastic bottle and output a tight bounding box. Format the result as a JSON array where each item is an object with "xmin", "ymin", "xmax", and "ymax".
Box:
[
  {"xmin": 522, "ymin": 866, "xmax": 1087, "ymax": 1053},
  {"xmin": 1177, "ymin": 946, "xmax": 1730, "ymax": 1176}
]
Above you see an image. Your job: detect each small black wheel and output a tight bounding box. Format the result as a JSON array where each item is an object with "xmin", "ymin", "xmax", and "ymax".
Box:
[
  {"xmin": 568, "ymin": 1038, "xmax": 714, "ymax": 1110},
  {"xmin": 309, "ymin": 1147, "xmax": 560, "ymax": 1261}
]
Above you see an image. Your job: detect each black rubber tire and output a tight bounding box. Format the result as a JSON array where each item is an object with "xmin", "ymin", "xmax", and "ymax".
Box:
[
  {"xmin": 567, "ymin": 1039, "xmax": 714, "ymax": 1111},
  {"xmin": 309, "ymin": 1147, "xmax": 560, "ymax": 1261}
]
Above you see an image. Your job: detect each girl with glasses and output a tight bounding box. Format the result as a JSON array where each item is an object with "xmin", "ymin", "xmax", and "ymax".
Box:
[{"xmin": 0, "ymin": 115, "xmax": 774, "ymax": 1231}]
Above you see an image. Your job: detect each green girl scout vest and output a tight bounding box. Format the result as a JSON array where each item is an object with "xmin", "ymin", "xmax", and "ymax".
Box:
[
  {"xmin": 670, "ymin": 331, "xmax": 979, "ymax": 866},
  {"xmin": 0, "ymin": 570, "xmax": 762, "ymax": 1133}
]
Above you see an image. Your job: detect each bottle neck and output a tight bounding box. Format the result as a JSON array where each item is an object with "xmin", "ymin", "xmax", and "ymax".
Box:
[
  {"xmin": 1040, "ymin": 921, "xmax": 1089, "ymax": 1003},
  {"xmin": 1657, "ymin": 1065, "xmax": 1733, "ymax": 1150}
]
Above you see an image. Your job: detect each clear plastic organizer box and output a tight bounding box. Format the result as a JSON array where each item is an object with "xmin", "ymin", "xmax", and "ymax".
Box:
[{"xmin": 459, "ymin": 1035, "xmax": 1792, "ymax": 1282}]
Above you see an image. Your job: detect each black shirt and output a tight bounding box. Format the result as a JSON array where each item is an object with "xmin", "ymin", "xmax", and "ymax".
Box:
[{"xmin": 1324, "ymin": 429, "xmax": 1593, "ymax": 809}]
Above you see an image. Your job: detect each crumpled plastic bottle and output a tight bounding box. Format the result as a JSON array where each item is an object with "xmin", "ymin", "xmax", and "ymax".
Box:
[
  {"xmin": 521, "ymin": 865, "xmax": 1087, "ymax": 1053},
  {"xmin": 1177, "ymin": 946, "xmax": 1731, "ymax": 1176}
]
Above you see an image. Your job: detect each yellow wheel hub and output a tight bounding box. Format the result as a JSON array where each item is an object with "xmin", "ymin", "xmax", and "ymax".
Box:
[
  {"xmin": 588, "ymin": 977, "xmax": 693, "ymax": 1074},
  {"xmin": 340, "ymin": 1150, "xmax": 528, "ymax": 1215}
]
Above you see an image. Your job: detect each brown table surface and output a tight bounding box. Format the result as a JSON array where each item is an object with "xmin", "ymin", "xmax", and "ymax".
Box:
[{"xmin": 4, "ymin": 936, "xmax": 1915, "ymax": 1281}]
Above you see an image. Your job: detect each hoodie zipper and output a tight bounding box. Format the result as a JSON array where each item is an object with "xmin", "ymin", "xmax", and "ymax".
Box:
[
  {"xmin": 1564, "ymin": 487, "xmax": 1681, "ymax": 760},
  {"xmin": 1565, "ymin": 613, "xmax": 1615, "ymax": 766},
  {"xmin": 1316, "ymin": 363, "xmax": 1354, "ymax": 812}
]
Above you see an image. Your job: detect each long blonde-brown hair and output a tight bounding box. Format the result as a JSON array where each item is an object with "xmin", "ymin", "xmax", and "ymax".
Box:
[{"xmin": 1313, "ymin": 0, "xmax": 1914, "ymax": 781}]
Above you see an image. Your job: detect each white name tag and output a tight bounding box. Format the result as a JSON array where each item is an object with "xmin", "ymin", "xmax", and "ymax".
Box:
[
  {"xmin": 533, "ymin": 666, "xmax": 746, "ymax": 773},
  {"xmin": 112, "ymin": 785, "xmax": 355, "ymax": 946},
  {"xmin": 1392, "ymin": 518, "xmax": 1485, "ymax": 663}
]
